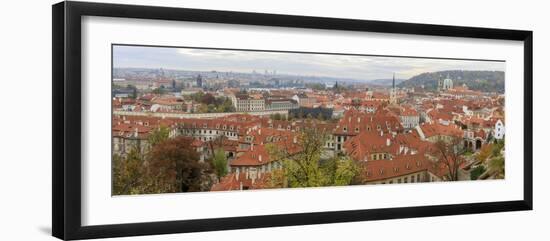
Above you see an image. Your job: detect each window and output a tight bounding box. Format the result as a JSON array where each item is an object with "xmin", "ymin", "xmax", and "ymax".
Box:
[
  {"xmin": 417, "ymin": 174, "xmax": 421, "ymax": 182},
  {"xmin": 411, "ymin": 175, "xmax": 415, "ymax": 183},
  {"xmin": 404, "ymin": 177, "xmax": 408, "ymax": 183},
  {"xmin": 397, "ymin": 178, "xmax": 401, "ymax": 183},
  {"xmin": 343, "ymin": 126, "xmax": 348, "ymax": 132},
  {"xmin": 389, "ymin": 180, "xmax": 393, "ymax": 184},
  {"xmin": 355, "ymin": 127, "xmax": 359, "ymax": 133}
]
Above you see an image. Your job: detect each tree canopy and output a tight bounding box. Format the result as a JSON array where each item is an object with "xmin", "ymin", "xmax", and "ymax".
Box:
[
  {"xmin": 148, "ymin": 136, "xmax": 213, "ymax": 193},
  {"xmin": 267, "ymin": 128, "xmax": 359, "ymax": 188}
]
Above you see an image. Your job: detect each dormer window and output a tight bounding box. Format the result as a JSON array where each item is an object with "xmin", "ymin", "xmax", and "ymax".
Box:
[
  {"xmin": 343, "ymin": 126, "xmax": 348, "ymax": 132},
  {"xmin": 355, "ymin": 127, "xmax": 359, "ymax": 133},
  {"xmin": 203, "ymin": 123, "xmax": 207, "ymax": 128},
  {"xmin": 223, "ymin": 125, "xmax": 227, "ymax": 130}
]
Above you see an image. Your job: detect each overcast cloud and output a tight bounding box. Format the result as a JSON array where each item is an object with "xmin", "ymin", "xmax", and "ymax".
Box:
[{"xmin": 113, "ymin": 45, "xmax": 505, "ymax": 80}]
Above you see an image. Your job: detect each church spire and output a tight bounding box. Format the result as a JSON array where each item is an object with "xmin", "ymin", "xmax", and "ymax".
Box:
[{"xmin": 392, "ymin": 73, "xmax": 395, "ymax": 89}]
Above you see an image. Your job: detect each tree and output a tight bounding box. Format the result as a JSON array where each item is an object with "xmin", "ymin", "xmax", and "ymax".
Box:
[
  {"xmin": 470, "ymin": 165, "xmax": 486, "ymax": 180},
  {"xmin": 489, "ymin": 156, "xmax": 505, "ymax": 179},
  {"xmin": 488, "ymin": 139, "xmax": 505, "ymax": 178},
  {"xmin": 267, "ymin": 128, "xmax": 359, "ymax": 188},
  {"xmin": 271, "ymin": 113, "xmax": 282, "ymax": 120},
  {"xmin": 476, "ymin": 143, "xmax": 493, "ymax": 163},
  {"xmin": 430, "ymin": 137, "xmax": 467, "ymax": 181},
  {"xmin": 212, "ymin": 149, "xmax": 228, "ymax": 181},
  {"xmin": 200, "ymin": 93, "xmax": 216, "ymax": 105},
  {"xmin": 148, "ymin": 125, "xmax": 170, "ymax": 148},
  {"xmin": 152, "ymin": 87, "xmax": 164, "ymax": 95},
  {"xmin": 316, "ymin": 112, "xmax": 325, "ymax": 121},
  {"xmin": 112, "ymin": 144, "xmax": 145, "ymax": 195},
  {"xmin": 333, "ymin": 157, "xmax": 360, "ymax": 185},
  {"xmin": 148, "ymin": 137, "xmax": 212, "ymax": 193}
]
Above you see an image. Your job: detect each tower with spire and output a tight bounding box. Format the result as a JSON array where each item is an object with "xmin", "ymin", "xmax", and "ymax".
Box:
[{"xmin": 390, "ymin": 73, "xmax": 398, "ymax": 105}]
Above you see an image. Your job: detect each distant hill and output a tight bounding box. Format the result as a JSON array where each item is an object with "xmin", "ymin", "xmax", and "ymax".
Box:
[
  {"xmin": 398, "ymin": 70, "xmax": 505, "ymax": 93},
  {"xmin": 367, "ymin": 78, "xmax": 406, "ymax": 87}
]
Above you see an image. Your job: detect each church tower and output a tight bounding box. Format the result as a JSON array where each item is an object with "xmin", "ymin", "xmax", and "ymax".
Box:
[{"xmin": 390, "ymin": 73, "xmax": 398, "ymax": 105}]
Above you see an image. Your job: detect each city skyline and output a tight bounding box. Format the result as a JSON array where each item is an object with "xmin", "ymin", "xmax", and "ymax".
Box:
[{"xmin": 113, "ymin": 45, "xmax": 505, "ymax": 81}]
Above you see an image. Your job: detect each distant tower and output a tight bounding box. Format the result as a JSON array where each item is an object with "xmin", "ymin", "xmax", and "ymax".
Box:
[
  {"xmin": 437, "ymin": 75, "xmax": 443, "ymax": 92},
  {"xmin": 196, "ymin": 74, "xmax": 203, "ymax": 88},
  {"xmin": 390, "ymin": 73, "xmax": 398, "ymax": 105}
]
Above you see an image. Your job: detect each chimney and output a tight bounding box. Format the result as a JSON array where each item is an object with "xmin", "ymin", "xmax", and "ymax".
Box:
[
  {"xmin": 251, "ymin": 143, "xmax": 254, "ymax": 151},
  {"xmin": 380, "ymin": 131, "xmax": 383, "ymax": 137},
  {"xmin": 386, "ymin": 138, "xmax": 391, "ymax": 146},
  {"xmin": 293, "ymin": 136, "xmax": 297, "ymax": 144},
  {"xmin": 357, "ymin": 117, "xmax": 361, "ymax": 123},
  {"xmin": 259, "ymin": 155, "xmax": 263, "ymax": 163},
  {"xmin": 236, "ymin": 168, "xmax": 240, "ymax": 180},
  {"xmin": 239, "ymin": 181, "xmax": 243, "ymax": 190},
  {"xmin": 246, "ymin": 169, "xmax": 249, "ymax": 180},
  {"xmin": 134, "ymin": 128, "xmax": 138, "ymax": 138}
]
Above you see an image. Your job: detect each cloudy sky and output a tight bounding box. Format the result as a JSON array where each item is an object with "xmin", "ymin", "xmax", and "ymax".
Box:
[{"xmin": 113, "ymin": 45, "xmax": 505, "ymax": 80}]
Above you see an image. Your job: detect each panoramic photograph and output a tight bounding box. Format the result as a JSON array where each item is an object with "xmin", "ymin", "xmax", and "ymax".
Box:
[{"xmin": 111, "ymin": 45, "xmax": 506, "ymax": 195}]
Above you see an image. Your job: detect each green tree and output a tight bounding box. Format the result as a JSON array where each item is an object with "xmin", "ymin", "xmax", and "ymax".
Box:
[
  {"xmin": 112, "ymin": 144, "xmax": 145, "ymax": 195},
  {"xmin": 470, "ymin": 165, "xmax": 486, "ymax": 180},
  {"xmin": 148, "ymin": 125, "xmax": 170, "ymax": 148},
  {"xmin": 333, "ymin": 157, "xmax": 360, "ymax": 185},
  {"xmin": 212, "ymin": 149, "xmax": 228, "ymax": 181},
  {"xmin": 152, "ymin": 87, "xmax": 165, "ymax": 95},
  {"xmin": 271, "ymin": 113, "xmax": 282, "ymax": 120},
  {"xmin": 267, "ymin": 128, "xmax": 359, "ymax": 188},
  {"xmin": 489, "ymin": 156, "xmax": 505, "ymax": 179}
]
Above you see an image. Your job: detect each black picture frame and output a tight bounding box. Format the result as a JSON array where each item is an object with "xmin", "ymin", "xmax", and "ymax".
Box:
[{"xmin": 52, "ymin": 1, "xmax": 533, "ymax": 240}]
